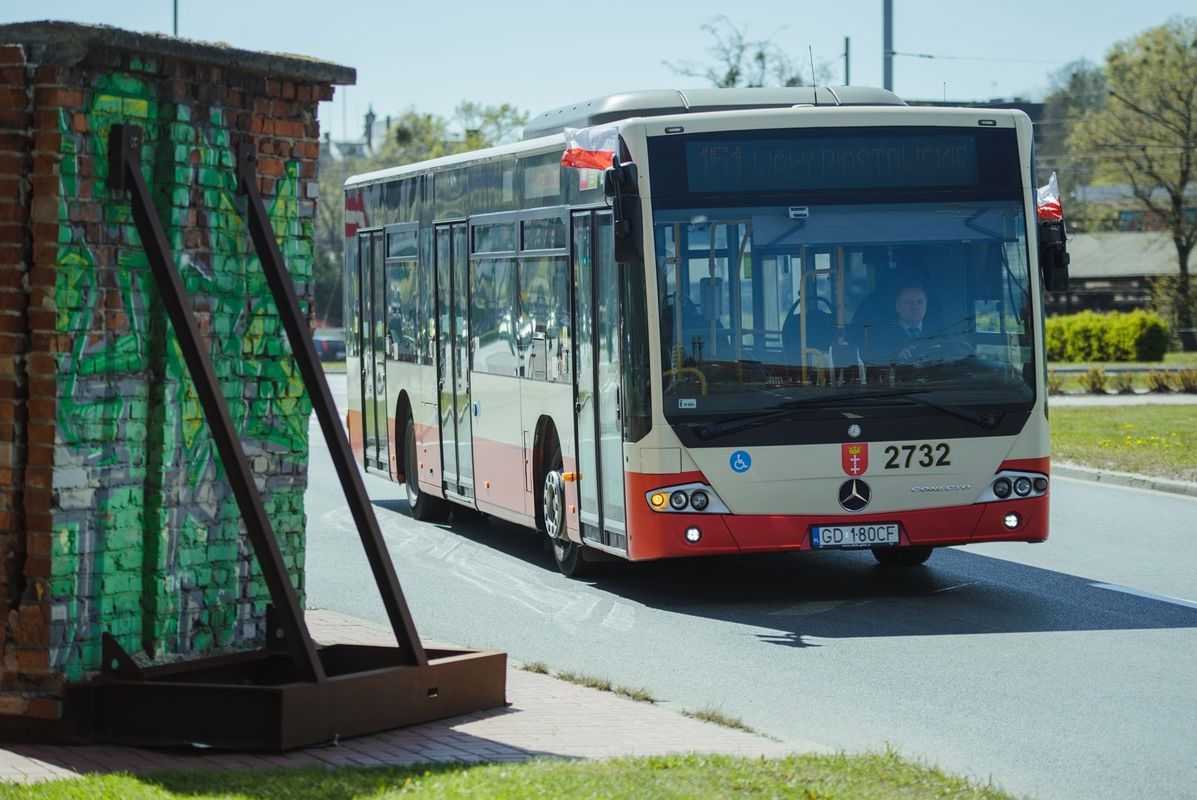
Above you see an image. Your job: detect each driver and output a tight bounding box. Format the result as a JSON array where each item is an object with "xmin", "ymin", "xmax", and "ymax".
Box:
[{"xmin": 870, "ymin": 281, "xmax": 931, "ymax": 363}]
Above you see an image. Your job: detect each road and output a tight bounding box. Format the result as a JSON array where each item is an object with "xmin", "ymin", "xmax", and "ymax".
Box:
[{"xmin": 305, "ymin": 376, "xmax": 1197, "ymax": 800}]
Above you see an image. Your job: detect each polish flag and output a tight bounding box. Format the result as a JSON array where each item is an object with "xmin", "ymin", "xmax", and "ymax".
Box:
[
  {"xmin": 1037, "ymin": 171, "xmax": 1063, "ymax": 221},
  {"xmin": 561, "ymin": 125, "xmax": 620, "ymax": 170}
]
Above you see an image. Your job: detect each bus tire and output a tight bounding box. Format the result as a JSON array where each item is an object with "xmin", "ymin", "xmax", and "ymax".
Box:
[
  {"xmin": 542, "ymin": 441, "xmax": 593, "ymax": 578},
  {"xmin": 872, "ymin": 545, "xmax": 934, "ymax": 567},
  {"xmin": 404, "ymin": 415, "xmax": 449, "ymax": 523}
]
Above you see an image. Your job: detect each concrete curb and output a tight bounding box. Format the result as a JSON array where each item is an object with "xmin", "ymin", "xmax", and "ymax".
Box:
[{"xmin": 1053, "ymin": 461, "xmax": 1197, "ymax": 499}]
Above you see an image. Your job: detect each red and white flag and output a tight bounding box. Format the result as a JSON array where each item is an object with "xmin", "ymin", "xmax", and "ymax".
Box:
[
  {"xmin": 1037, "ymin": 171, "xmax": 1063, "ymax": 221},
  {"xmin": 561, "ymin": 125, "xmax": 619, "ymax": 170}
]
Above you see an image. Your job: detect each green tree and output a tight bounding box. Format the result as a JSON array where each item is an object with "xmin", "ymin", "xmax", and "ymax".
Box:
[
  {"xmin": 1037, "ymin": 59, "xmax": 1107, "ymax": 188},
  {"xmin": 1068, "ymin": 17, "xmax": 1197, "ymax": 336},
  {"xmin": 664, "ymin": 16, "xmax": 831, "ymax": 88}
]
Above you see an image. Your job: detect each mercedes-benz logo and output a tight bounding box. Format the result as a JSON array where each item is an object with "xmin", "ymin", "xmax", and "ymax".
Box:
[{"xmin": 838, "ymin": 479, "xmax": 871, "ymax": 512}]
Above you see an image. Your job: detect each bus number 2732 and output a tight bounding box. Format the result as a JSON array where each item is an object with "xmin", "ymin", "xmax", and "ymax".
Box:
[{"xmin": 884, "ymin": 443, "xmax": 951, "ymax": 469}]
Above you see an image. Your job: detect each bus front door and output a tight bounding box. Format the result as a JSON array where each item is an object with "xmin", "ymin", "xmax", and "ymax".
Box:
[
  {"xmin": 358, "ymin": 229, "xmax": 388, "ymax": 471},
  {"xmin": 435, "ymin": 223, "xmax": 474, "ymax": 500},
  {"xmin": 571, "ymin": 211, "xmax": 627, "ymax": 553}
]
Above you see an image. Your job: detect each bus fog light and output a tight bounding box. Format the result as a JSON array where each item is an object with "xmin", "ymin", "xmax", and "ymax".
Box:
[
  {"xmin": 669, "ymin": 491, "xmax": 689, "ymax": 510},
  {"xmin": 1014, "ymin": 477, "xmax": 1033, "ymax": 496},
  {"xmin": 992, "ymin": 478, "xmax": 1012, "ymax": 499},
  {"xmin": 684, "ymin": 526, "xmax": 702, "ymax": 543},
  {"xmin": 689, "ymin": 490, "xmax": 709, "ymax": 511},
  {"xmin": 1004, "ymin": 513, "xmax": 1021, "ymax": 529},
  {"xmin": 1033, "ymin": 477, "xmax": 1049, "ymax": 493}
]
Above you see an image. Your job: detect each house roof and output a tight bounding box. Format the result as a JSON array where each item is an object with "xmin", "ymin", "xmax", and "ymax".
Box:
[{"xmin": 1066, "ymin": 232, "xmax": 1190, "ymax": 279}]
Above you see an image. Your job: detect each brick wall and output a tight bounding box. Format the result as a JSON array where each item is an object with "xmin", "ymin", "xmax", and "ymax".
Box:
[{"xmin": 0, "ymin": 24, "xmax": 351, "ymax": 720}]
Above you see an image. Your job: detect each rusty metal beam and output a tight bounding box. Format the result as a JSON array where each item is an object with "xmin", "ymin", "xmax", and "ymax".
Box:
[
  {"xmin": 107, "ymin": 124, "xmax": 324, "ymax": 682},
  {"xmin": 236, "ymin": 143, "xmax": 428, "ymax": 667}
]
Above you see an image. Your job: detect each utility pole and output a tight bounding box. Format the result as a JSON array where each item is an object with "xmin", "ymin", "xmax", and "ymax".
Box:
[
  {"xmin": 173, "ymin": 0, "xmax": 178, "ymax": 36},
  {"xmin": 883, "ymin": 0, "xmax": 893, "ymax": 91},
  {"xmin": 844, "ymin": 36, "xmax": 851, "ymax": 85}
]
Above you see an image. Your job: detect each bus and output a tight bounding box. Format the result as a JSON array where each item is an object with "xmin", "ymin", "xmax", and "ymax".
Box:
[{"xmin": 343, "ymin": 86, "xmax": 1069, "ymax": 577}]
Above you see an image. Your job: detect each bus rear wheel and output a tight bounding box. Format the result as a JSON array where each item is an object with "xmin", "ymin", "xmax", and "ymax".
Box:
[
  {"xmin": 542, "ymin": 443, "xmax": 592, "ymax": 578},
  {"xmin": 872, "ymin": 545, "xmax": 934, "ymax": 566},
  {"xmin": 404, "ymin": 416, "xmax": 449, "ymax": 523}
]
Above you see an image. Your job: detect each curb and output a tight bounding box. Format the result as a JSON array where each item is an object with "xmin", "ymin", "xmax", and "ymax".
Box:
[{"xmin": 1053, "ymin": 461, "xmax": 1197, "ymax": 499}]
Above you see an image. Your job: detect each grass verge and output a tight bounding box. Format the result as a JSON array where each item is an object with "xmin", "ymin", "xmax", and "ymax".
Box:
[
  {"xmin": 0, "ymin": 752, "xmax": 1019, "ymax": 800},
  {"xmin": 1050, "ymin": 404, "xmax": 1197, "ymax": 481},
  {"xmin": 683, "ymin": 706, "xmax": 757, "ymax": 734},
  {"xmin": 552, "ymin": 670, "xmax": 656, "ymax": 703}
]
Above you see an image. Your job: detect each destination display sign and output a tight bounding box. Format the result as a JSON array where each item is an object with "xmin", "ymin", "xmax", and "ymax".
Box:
[{"xmin": 684, "ymin": 135, "xmax": 978, "ymax": 193}]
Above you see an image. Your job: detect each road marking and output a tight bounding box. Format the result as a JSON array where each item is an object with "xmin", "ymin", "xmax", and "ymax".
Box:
[
  {"xmin": 1091, "ymin": 582, "xmax": 1197, "ymax": 610},
  {"xmin": 601, "ymin": 601, "xmax": 636, "ymax": 631}
]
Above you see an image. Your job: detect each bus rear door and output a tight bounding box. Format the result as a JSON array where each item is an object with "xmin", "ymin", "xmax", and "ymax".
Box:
[{"xmin": 357, "ymin": 229, "xmax": 388, "ymax": 471}]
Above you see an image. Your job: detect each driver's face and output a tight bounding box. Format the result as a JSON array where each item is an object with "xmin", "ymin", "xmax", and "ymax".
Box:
[{"xmin": 895, "ymin": 287, "xmax": 927, "ymax": 327}]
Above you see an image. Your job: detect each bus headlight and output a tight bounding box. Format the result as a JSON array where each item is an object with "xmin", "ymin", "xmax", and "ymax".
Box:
[
  {"xmin": 1013, "ymin": 477, "xmax": 1033, "ymax": 496},
  {"xmin": 669, "ymin": 490, "xmax": 689, "ymax": 510},
  {"xmin": 645, "ymin": 483, "xmax": 728, "ymax": 514},
  {"xmin": 992, "ymin": 478, "xmax": 1012, "ymax": 499},
  {"xmin": 689, "ymin": 490, "xmax": 710, "ymax": 511}
]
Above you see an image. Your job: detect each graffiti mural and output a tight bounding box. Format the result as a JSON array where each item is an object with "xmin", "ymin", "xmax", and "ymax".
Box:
[{"xmin": 49, "ymin": 68, "xmax": 312, "ymax": 680}]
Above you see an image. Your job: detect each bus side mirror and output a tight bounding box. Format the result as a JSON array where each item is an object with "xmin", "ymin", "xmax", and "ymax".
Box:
[
  {"xmin": 1038, "ymin": 218, "xmax": 1070, "ymax": 293},
  {"xmin": 604, "ymin": 160, "xmax": 642, "ymax": 264}
]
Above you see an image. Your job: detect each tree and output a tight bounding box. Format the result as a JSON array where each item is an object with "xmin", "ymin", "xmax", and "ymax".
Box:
[
  {"xmin": 664, "ymin": 16, "xmax": 831, "ymax": 88},
  {"xmin": 1068, "ymin": 17, "xmax": 1197, "ymax": 338},
  {"xmin": 1037, "ymin": 59, "xmax": 1107, "ymax": 188},
  {"xmin": 311, "ymin": 103, "xmax": 529, "ymax": 325}
]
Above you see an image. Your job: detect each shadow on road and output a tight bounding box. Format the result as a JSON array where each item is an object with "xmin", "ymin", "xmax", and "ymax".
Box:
[{"xmin": 371, "ymin": 497, "xmax": 1197, "ymax": 641}]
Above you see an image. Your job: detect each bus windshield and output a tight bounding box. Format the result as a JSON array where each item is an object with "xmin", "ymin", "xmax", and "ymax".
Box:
[{"xmin": 653, "ymin": 199, "xmax": 1034, "ymax": 422}]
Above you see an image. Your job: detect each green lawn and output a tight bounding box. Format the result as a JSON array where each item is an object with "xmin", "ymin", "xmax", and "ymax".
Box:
[
  {"xmin": 1051, "ymin": 404, "xmax": 1197, "ymax": 481},
  {"xmin": 0, "ymin": 753, "xmax": 1020, "ymax": 800}
]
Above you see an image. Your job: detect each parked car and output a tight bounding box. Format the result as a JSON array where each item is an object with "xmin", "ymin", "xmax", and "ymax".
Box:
[{"xmin": 313, "ymin": 327, "xmax": 346, "ymax": 361}]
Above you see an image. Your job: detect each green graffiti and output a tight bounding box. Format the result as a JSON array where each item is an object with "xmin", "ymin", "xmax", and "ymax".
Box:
[{"xmin": 49, "ymin": 66, "xmax": 311, "ymax": 675}]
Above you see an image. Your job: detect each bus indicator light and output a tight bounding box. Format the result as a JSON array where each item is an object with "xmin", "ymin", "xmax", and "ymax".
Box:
[{"xmin": 650, "ymin": 493, "xmax": 667, "ymax": 508}]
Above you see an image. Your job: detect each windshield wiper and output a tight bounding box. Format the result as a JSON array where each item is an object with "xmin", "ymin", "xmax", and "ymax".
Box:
[
  {"xmin": 683, "ymin": 388, "xmax": 938, "ymax": 441},
  {"xmin": 894, "ymin": 392, "xmax": 1000, "ymax": 429}
]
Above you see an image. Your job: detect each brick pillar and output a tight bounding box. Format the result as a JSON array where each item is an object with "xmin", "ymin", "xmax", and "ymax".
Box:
[{"xmin": 0, "ymin": 22, "xmax": 353, "ymax": 723}]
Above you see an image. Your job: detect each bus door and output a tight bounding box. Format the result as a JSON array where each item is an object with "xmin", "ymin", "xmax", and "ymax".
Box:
[
  {"xmin": 358, "ymin": 229, "xmax": 388, "ymax": 470},
  {"xmin": 571, "ymin": 211, "xmax": 627, "ymax": 552},
  {"xmin": 435, "ymin": 222, "xmax": 474, "ymax": 499}
]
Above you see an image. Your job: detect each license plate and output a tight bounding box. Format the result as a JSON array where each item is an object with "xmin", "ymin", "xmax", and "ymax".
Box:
[{"xmin": 811, "ymin": 523, "xmax": 900, "ymax": 549}]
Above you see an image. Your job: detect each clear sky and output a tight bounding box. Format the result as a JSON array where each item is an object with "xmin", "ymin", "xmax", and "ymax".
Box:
[{"xmin": 2, "ymin": 1, "xmax": 1191, "ymax": 140}]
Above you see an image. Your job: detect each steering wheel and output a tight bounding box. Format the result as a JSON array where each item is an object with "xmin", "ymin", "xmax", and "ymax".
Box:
[{"xmin": 903, "ymin": 336, "xmax": 974, "ymax": 364}]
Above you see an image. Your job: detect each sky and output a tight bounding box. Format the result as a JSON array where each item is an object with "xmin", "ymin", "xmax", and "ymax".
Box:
[{"xmin": 1, "ymin": 1, "xmax": 1192, "ymax": 141}]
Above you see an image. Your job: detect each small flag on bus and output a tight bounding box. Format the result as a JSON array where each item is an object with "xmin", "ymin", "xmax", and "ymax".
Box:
[
  {"xmin": 561, "ymin": 125, "xmax": 619, "ymax": 170},
  {"xmin": 1037, "ymin": 171, "xmax": 1063, "ymax": 221}
]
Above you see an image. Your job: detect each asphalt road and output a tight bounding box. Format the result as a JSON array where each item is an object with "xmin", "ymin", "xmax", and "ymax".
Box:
[{"xmin": 305, "ymin": 377, "xmax": 1197, "ymax": 800}]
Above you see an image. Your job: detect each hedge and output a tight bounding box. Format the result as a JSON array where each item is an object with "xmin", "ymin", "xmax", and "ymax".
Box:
[{"xmin": 1045, "ymin": 310, "xmax": 1170, "ymax": 362}]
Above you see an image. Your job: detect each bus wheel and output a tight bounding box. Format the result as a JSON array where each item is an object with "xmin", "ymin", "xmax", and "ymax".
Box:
[
  {"xmin": 404, "ymin": 416, "xmax": 449, "ymax": 522},
  {"xmin": 872, "ymin": 545, "xmax": 934, "ymax": 566},
  {"xmin": 543, "ymin": 444, "xmax": 592, "ymax": 578}
]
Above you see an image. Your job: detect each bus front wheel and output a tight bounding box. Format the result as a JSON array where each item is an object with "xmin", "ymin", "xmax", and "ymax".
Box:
[
  {"xmin": 404, "ymin": 416, "xmax": 449, "ymax": 522},
  {"xmin": 872, "ymin": 545, "xmax": 934, "ymax": 566},
  {"xmin": 542, "ymin": 443, "xmax": 592, "ymax": 578}
]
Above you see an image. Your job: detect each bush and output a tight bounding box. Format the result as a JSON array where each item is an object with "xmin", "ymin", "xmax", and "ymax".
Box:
[
  {"xmin": 1046, "ymin": 310, "xmax": 1171, "ymax": 363},
  {"xmin": 1112, "ymin": 372, "xmax": 1137, "ymax": 394},
  {"xmin": 1146, "ymin": 370, "xmax": 1176, "ymax": 393},
  {"xmin": 1080, "ymin": 367, "xmax": 1107, "ymax": 393},
  {"xmin": 1047, "ymin": 370, "xmax": 1065, "ymax": 394},
  {"xmin": 1106, "ymin": 309, "xmax": 1171, "ymax": 361},
  {"xmin": 1178, "ymin": 369, "xmax": 1197, "ymax": 393}
]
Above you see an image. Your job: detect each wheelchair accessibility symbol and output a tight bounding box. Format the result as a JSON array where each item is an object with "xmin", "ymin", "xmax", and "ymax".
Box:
[{"xmin": 729, "ymin": 450, "xmax": 752, "ymax": 474}]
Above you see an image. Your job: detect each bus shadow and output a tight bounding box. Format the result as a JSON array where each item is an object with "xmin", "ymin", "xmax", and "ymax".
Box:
[{"xmin": 370, "ymin": 498, "xmax": 1197, "ymax": 639}]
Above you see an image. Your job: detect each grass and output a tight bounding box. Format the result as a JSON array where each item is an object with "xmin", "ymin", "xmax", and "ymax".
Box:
[
  {"xmin": 683, "ymin": 706, "xmax": 758, "ymax": 734},
  {"xmin": 553, "ymin": 670, "xmax": 657, "ymax": 704},
  {"xmin": 0, "ymin": 752, "xmax": 1020, "ymax": 799},
  {"xmin": 1048, "ymin": 352, "xmax": 1197, "ymax": 369},
  {"xmin": 1051, "ymin": 404, "xmax": 1197, "ymax": 482}
]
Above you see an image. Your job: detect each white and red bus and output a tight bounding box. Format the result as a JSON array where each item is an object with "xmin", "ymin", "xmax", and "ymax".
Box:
[{"xmin": 343, "ymin": 87, "xmax": 1068, "ymax": 576}]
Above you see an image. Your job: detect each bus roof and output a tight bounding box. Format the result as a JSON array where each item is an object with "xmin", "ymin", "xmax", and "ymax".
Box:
[{"xmin": 521, "ymin": 86, "xmax": 905, "ymax": 140}]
